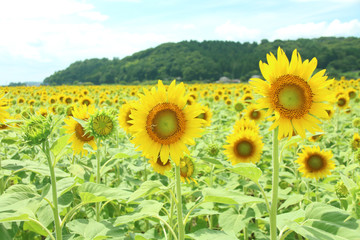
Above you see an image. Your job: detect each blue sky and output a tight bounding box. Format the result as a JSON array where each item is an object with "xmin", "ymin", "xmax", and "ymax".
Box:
[{"xmin": 0, "ymin": 0, "xmax": 359, "ymax": 85}]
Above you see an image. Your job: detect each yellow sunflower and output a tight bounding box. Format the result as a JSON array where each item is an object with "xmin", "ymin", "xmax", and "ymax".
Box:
[
  {"xmin": 129, "ymin": 80, "xmax": 204, "ymax": 166},
  {"xmin": 336, "ymin": 94, "xmax": 349, "ymax": 109},
  {"xmin": 63, "ymin": 104, "xmax": 97, "ymax": 156},
  {"xmin": 148, "ymin": 156, "xmax": 172, "ymax": 175},
  {"xmin": 250, "ymin": 47, "xmax": 332, "ymax": 139},
  {"xmin": 224, "ymin": 129, "xmax": 263, "ymax": 165},
  {"xmin": 0, "ymin": 93, "xmax": 10, "ymax": 124},
  {"xmin": 244, "ymin": 105, "xmax": 265, "ymax": 123},
  {"xmin": 179, "ymin": 156, "xmax": 197, "ymax": 184},
  {"xmin": 296, "ymin": 146, "xmax": 335, "ymax": 180},
  {"xmin": 196, "ymin": 105, "xmax": 212, "ymax": 127},
  {"xmin": 233, "ymin": 118, "xmax": 260, "ymax": 134},
  {"xmin": 351, "ymin": 133, "xmax": 360, "ymax": 150},
  {"xmin": 118, "ymin": 101, "xmax": 136, "ymax": 134}
]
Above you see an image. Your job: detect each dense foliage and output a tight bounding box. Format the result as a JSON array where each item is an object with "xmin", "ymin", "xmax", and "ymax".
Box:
[{"xmin": 43, "ymin": 37, "xmax": 360, "ymax": 85}]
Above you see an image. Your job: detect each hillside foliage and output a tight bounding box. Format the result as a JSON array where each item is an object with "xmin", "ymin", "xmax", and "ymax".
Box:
[{"xmin": 43, "ymin": 37, "xmax": 360, "ymax": 85}]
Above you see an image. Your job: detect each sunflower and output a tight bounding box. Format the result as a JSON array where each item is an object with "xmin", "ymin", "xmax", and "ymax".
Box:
[
  {"xmin": 234, "ymin": 102, "xmax": 245, "ymax": 112},
  {"xmin": 63, "ymin": 104, "xmax": 97, "ymax": 156},
  {"xmin": 17, "ymin": 97, "xmax": 25, "ymax": 104},
  {"xmin": 224, "ymin": 129, "xmax": 263, "ymax": 165},
  {"xmin": 241, "ymin": 94, "xmax": 253, "ymax": 104},
  {"xmin": 347, "ymin": 88, "xmax": 357, "ymax": 99},
  {"xmin": 48, "ymin": 96, "xmax": 57, "ymax": 104},
  {"xmin": 179, "ymin": 156, "xmax": 197, "ymax": 183},
  {"xmin": 0, "ymin": 93, "xmax": 10, "ymax": 124},
  {"xmin": 308, "ymin": 134, "xmax": 324, "ymax": 142},
  {"xmin": 148, "ymin": 156, "xmax": 172, "ymax": 175},
  {"xmin": 196, "ymin": 105, "xmax": 212, "ymax": 127},
  {"xmin": 351, "ymin": 133, "xmax": 360, "ymax": 150},
  {"xmin": 233, "ymin": 118, "xmax": 260, "ymax": 134},
  {"xmin": 118, "ymin": 101, "xmax": 136, "ymax": 134},
  {"xmin": 336, "ymin": 94, "xmax": 349, "ymax": 109},
  {"xmin": 80, "ymin": 97, "xmax": 93, "ymax": 106},
  {"xmin": 250, "ymin": 47, "xmax": 332, "ymax": 139},
  {"xmin": 244, "ymin": 105, "xmax": 265, "ymax": 123},
  {"xmin": 129, "ymin": 80, "xmax": 204, "ymax": 166},
  {"xmin": 295, "ymin": 146, "xmax": 335, "ymax": 180}
]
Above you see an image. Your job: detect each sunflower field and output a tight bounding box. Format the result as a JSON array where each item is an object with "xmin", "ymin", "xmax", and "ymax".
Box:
[{"xmin": 0, "ymin": 48, "xmax": 360, "ymax": 240}]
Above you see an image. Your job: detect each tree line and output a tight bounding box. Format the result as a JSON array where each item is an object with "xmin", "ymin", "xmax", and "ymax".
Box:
[{"xmin": 43, "ymin": 37, "xmax": 360, "ymax": 85}]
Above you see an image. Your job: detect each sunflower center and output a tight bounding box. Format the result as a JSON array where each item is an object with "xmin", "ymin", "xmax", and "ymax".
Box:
[
  {"xmin": 236, "ymin": 140, "xmax": 253, "ymax": 157},
  {"xmin": 307, "ymin": 154, "xmax": 324, "ymax": 170},
  {"xmin": 337, "ymin": 98, "xmax": 346, "ymax": 107},
  {"xmin": 271, "ymin": 74, "xmax": 313, "ymax": 119},
  {"xmin": 82, "ymin": 99, "xmax": 90, "ymax": 106},
  {"xmin": 146, "ymin": 103, "xmax": 185, "ymax": 145},
  {"xmin": 279, "ymin": 86, "xmax": 304, "ymax": 110},
  {"xmin": 250, "ymin": 110, "xmax": 260, "ymax": 119},
  {"xmin": 92, "ymin": 114, "xmax": 113, "ymax": 136},
  {"xmin": 75, "ymin": 123, "xmax": 94, "ymax": 142}
]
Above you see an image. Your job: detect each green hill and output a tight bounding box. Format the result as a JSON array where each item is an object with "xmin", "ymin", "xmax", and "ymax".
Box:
[{"xmin": 43, "ymin": 37, "xmax": 360, "ymax": 85}]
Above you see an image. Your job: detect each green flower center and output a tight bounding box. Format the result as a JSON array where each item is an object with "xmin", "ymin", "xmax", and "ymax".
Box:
[
  {"xmin": 279, "ymin": 85, "xmax": 304, "ymax": 110},
  {"xmin": 236, "ymin": 140, "xmax": 253, "ymax": 157},
  {"xmin": 307, "ymin": 155, "xmax": 324, "ymax": 170},
  {"xmin": 154, "ymin": 110, "xmax": 178, "ymax": 138}
]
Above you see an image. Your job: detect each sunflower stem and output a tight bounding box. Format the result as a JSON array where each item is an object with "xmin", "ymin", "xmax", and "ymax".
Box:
[
  {"xmin": 270, "ymin": 127, "xmax": 279, "ymax": 240},
  {"xmin": 43, "ymin": 141, "xmax": 62, "ymax": 240},
  {"xmin": 96, "ymin": 138, "xmax": 102, "ymax": 222},
  {"xmin": 175, "ymin": 164, "xmax": 185, "ymax": 240}
]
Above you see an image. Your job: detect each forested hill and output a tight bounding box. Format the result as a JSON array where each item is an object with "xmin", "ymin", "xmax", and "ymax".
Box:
[{"xmin": 43, "ymin": 37, "xmax": 360, "ymax": 85}]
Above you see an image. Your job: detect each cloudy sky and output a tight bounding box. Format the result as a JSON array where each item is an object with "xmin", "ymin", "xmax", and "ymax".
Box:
[{"xmin": 0, "ymin": 0, "xmax": 359, "ymax": 85}]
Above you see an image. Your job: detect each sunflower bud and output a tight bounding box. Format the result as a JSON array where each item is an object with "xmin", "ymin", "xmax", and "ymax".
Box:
[
  {"xmin": 351, "ymin": 133, "xmax": 360, "ymax": 150},
  {"xmin": 23, "ymin": 115, "xmax": 52, "ymax": 145},
  {"xmin": 207, "ymin": 143, "xmax": 220, "ymax": 157},
  {"xmin": 335, "ymin": 181, "xmax": 349, "ymax": 198},
  {"xmin": 234, "ymin": 102, "xmax": 244, "ymax": 112},
  {"xmin": 352, "ymin": 118, "xmax": 360, "ymax": 128},
  {"xmin": 87, "ymin": 109, "xmax": 116, "ymax": 139}
]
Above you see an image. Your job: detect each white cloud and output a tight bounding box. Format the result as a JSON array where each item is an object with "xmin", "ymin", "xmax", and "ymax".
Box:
[
  {"xmin": 0, "ymin": 0, "xmax": 169, "ymax": 63},
  {"xmin": 271, "ymin": 19, "xmax": 360, "ymax": 40},
  {"xmin": 215, "ymin": 20, "xmax": 261, "ymax": 41}
]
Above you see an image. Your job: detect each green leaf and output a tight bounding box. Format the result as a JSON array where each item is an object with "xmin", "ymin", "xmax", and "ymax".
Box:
[
  {"xmin": 340, "ymin": 174, "xmax": 357, "ymax": 194},
  {"xmin": 78, "ymin": 182, "xmax": 132, "ymax": 202},
  {"xmin": 23, "ymin": 221, "xmax": 48, "ymax": 236},
  {"xmin": 79, "ymin": 192, "xmax": 107, "ymax": 204},
  {"xmin": 127, "ymin": 181, "xmax": 165, "ymax": 202},
  {"xmin": 50, "ymin": 134, "xmax": 70, "ymax": 164},
  {"xmin": 114, "ymin": 200, "xmax": 163, "ymax": 226},
  {"xmin": 186, "ymin": 229, "xmax": 237, "ymax": 240},
  {"xmin": 229, "ymin": 163, "xmax": 262, "ymax": 183},
  {"xmin": 276, "ymin": 209, "xmax": 305, "ymax": 230},
  {"xmin": 279, "ymin": 194, "xmax": 303, "ymax": 210},
  {"xmin": 67, "ymin": 219, "xmax": 125, "ymax": 240},
  {"xmin": 203, "ymin": 188, "xmax": 264, "ymax": 205},
  {"xmin": 201, "ymin": 157, "xmax": 224, "ymax": 166},
  {"xmin": 288, "ymin": 203, "xmax": 360, "ymax": 240},
  {"xmin": 218, "ymin": 208, "xmax": 245, "ymax": 236}
]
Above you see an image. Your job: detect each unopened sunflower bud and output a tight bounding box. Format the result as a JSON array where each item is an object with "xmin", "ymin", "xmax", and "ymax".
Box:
[
  {"xmin": 23, "ymin": 115, "xmax": 52, "ymax": 145},
  {"xmin": 352, "ymin": 118, "xmax": 360, "ymax": 128},
  {"xmin": 335, "ymin": 181, "xmax": 349, "ymax": 198},
  {"xmin": 207, "ymin": 143, "xmax": 220, "ymax": 157},
  {"xmin": 87, "ymin": 109, "xmax": 116, "ymax": 139}
]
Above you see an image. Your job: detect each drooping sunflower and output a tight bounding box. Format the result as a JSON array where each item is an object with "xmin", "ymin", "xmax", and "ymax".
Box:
[
  {"xmin": 179, "ymin": 156, "xmax": 197, "ymax": 184},
  {"xmin": 63, "ymin": 104, "xmax": 97, "ymax": 156},
  {"xmin": 129, "ymin": 80, "xmax": 204, "ymax": 166},
  {"xmin": 148, "ymin": 156, "xmax": 172, "ymax": 175},
  {"xmin": 295, "ymin": 146, "xmax": 335, "ymax": 180},
  {"xmin": 224, "ymin": 129, "xmax": 263, "ymax": 165},
  {"xmin": 351, "ymin": 133, "xmax": 360, "ymax": 150},
  {"xmin": 0, "ymin": 93, "xmax": 10, "ymax": 124},
  {"xmin": 250, "ymin": 47, "xmax": 332, "ymax": 139}
]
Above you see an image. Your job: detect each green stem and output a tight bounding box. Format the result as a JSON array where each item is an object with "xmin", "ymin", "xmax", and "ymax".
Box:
[
  {"xmin": 270, "ymin": 127, "xmax": 279, "ymax": 240},
  {"xmin": 169, "ymin": 186, "xmax": 175, "ymax": 240},
  {"xmin": 43, "ymin": 141, "xmax": 62, "ymax": 240},
  {"xmin": 96, "ymin": 138, "xmax": 101, "ymax": 222},
  {"xmin": 175, "ymin": 165, "xmax": 185, "ymax": 240}
]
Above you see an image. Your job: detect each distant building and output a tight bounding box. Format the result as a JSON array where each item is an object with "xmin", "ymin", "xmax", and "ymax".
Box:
[{"xmin": 216, "ymin": 76, "xmax": 240, "ymax": 83}]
